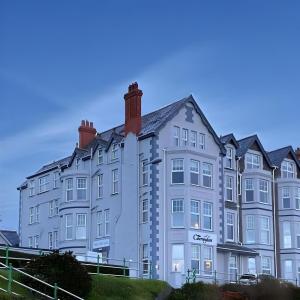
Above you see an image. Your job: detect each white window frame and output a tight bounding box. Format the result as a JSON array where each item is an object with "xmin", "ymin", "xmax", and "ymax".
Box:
[
  {"xmin": 296, "ymin": 188, "xmax": 300, "ymax": 210},
  {"xmin": 284, "ymin": 260, "xmax": 293, "ymax": 281},
  {"xmin": 190, "ymin": 130, "xmax": 197, "ymax": 148},
  {"xmin": 53, "ymin": 231, "xmax": 58, "ymax": 249},
  {"xmin": 248, "ymin": 257, "xmax": 256, "ymax": 274},
  {"xmin": 182, "ymin": 128, "xmax": 188, "ymax": 146},
  {"xmin": 104, "ymin": 209, "xmax": 110, "ymax": 236},
  {"xmin": 245, "ymin": 178, "xmax": 254, "ymax": 202},
  {"xmin": 226, "ymin": 175, "xmax": 233, "ymax": 201},
  {"xmin": 76, "ymin": 213, "xmax": 87, "ymax": 240},
  {"xmin": 29, "ymin": 180, "xmax": 35, "ymax": 196},
  {"xmin": 229, "ymin": 255, "xmax": 237, "ymax": 282},
  {"xmin": 48, "ymin": 232, "xmax": 53, "ymax": 250},
  {"xmin": 246, "ymin": 215, "xmax": 255, "ymax": 243},
  {"xmin": 111, "ymin": 143, "xmax": 118, "ymax": 160},
  {"xmin": 173, "ymin": 126, "xmax": 180, "ymax": 147},
  {"xmin": 226, "ymin": 148, "xmax": 233, "ymax": 169},
  {"xmin": 171, "ymin": 159, "xmax": 184, "ymax": 184},
  {"xmin": 171, "ymin": 199, "xmax": 184, "ymax": 228},
  {"xmin": 203, "ymin": 245, "xmax": 213, "ymax": 276},
  {"xmin": 202, "ymin": 162, "xmax": 212, "ymax": 188},
  {"xmin": 142, "ymin": 244, "xmax": 149, "ymax": 275},
  {"xmin": 112, "ymin": 169, "xmax": 119, "ymax": 194},
  {"xmin": 190, "ymin": 159, "xmax": 200, "ymax": 186},
  {"xmin": 35, "ymin": 205, "xmax": 39, "ymax": 223},
  {"xmin": 191, "ymin": 244, "xmax": 200, "ymax": 274},
  {"xmin": 199, "ymin": 133, "xmax": 205, "ymax": 150},
  {"xmin": 34, "ymin": 235, "xmax": 39, "ymax": 248},
  {"xmin": 97, "ymin": 211, "xmax": 103, "ymax": 237},
  {"xmin": 98, "ymin": 148, "xmax": 103, "ymax": 164},
  {"xmin": 98, "ymin": 174, "xmax": 103, "ymax": 198},
  {"xmin": 282, "ymin": 160, "xmax": 295, "ymax": 178},
  {"xmin": 296, "ymin": 222, "xmax": 300, "ymax": 249},
  {"xmin": 260, "ymin": 216, "xmax": 270, "ymax": 245},
  {"xmin": 66, "ymin": 178, "xmax": 73, "ymax": 201},
  {"xmin": 283, "ymin": 221, "xmax": 292, "ymax": 248},
  {"xmin": 226, "ymin": 212, "xmax": 234, "ymax": 241},
  {"xmin": 246, "ymin": 153, "xmax": 261, "ymax": 169},
  {"xmin": 261, "ymin": 256, "xmax": 271, "ymax": 274},
  {"xmin": 53, "ymin": 172, "xmax": 59, "ymax": 189},
  {"xmin": 282, "ymin": 187, "xmax": 291, "ymax": 209},
  {"xmin": 203, "ymin": 202, "xmax": 212, "ymax": 231},
  {"xmin": 259, "ymin": 179, "xmax": 268, "ymax": 204},
  {"xmin": 190, "ymin": 200, "xmax": 200, "ymax": 229},
  {"xmin": 77, "ymin": 178, "xmax": 87, "ymax": 200},
  {"xmin": 29, "ymin": 207, "xmax": 34, "ymax": 224},
  {"xmin": 142, "ymin": 199, "xmax": 148, "ymax": 223},
  {"xmin": 142, "ymin": 160, "xmax": 148, "ymax": 186},
  {"xmin": 65, "ymin": 214, "xmax": 73, "ymax": 240},
  {"xmin": 39, "ymin": 175, "xmax": 50, "ymax": 193},
  {"xmin": 172, "ymin": 244, "xmax": 184, "ymax": 273}
]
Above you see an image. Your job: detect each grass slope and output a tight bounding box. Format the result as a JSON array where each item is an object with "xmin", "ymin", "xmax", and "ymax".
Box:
[{"xmin": 87, "ymin": 275, "xmax": 169, "ymax": 300}]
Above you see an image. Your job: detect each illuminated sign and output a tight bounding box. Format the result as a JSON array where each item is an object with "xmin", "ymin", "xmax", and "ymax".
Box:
[{"xmin": 188, "ymin": 231, "xmax": 217, "ymax": 245}]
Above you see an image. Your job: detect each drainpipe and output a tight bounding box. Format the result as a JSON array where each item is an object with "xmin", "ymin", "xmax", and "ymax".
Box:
[
  {"xmin": 137, "ymin": 138, "xmax": 140, "ymax": 277},
  {"xmin": 162, "ymin": 148, "xmax": 167, "ymax": 281},
  {"xmin": 89, "ymin": 147, "xmax": 93, "ymax": 251},
  {"xmin": 272, "ymin": 166, "xmax": 278, "ymax": 278},
  {"xmin": 236, "ymin": 157, "xmax": 241, "ymax": 243}
]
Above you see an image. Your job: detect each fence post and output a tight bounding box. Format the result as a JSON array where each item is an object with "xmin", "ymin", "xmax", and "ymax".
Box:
[
  {"xmin": 7, "ymin": 263, "xmax": 12, "ymax": 294},
  {"xmin": 214, "ymin": 270, "xmax": 217, "ymax": 284},
  {"xmin": 192, "ymin": 269, "xmax": 196, "ymax": 283},
  {"xmin": 186, "ymin": 269, "xmax": 190, "ymax": 284},
  {"xmin": 5, "ymin": 246, "xmax": 9, "ymax": 266},
  {"xmin": 53, "ymin": 283, "xmax": 58, "ymax": 300},
  {"xmin": 97, "ymin": 254, "xmax": 100, "ymax": 275},
  {"xmin": 123, "ymin": 258, "xmax": 126, "ymax": 276}
]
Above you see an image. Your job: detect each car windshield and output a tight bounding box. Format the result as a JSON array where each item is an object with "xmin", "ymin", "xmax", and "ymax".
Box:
[{"xmin": 240, "ymin": 275, "xmax": 255, "ymax": 279}]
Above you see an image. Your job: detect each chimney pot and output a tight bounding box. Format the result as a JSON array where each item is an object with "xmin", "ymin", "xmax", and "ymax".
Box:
[{"xmin": 78, "ymin": 120, "xmax": 96, "ymax": 148}]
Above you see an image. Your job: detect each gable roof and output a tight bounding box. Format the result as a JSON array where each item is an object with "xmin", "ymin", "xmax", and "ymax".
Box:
[
  {"xmin": 268, "ymin": 146, "xmax": 300, "ymax": 169},
  {"xmin": 0, "ymin": 230, "xmax": 19, "ymax": 246},
  {"xmin": 220, "ymin": 133, "xmax": 239, "ymax": 149},
  {"xmin": 237, "ymin": 134, "xmax": 273, "ymax": 167}
]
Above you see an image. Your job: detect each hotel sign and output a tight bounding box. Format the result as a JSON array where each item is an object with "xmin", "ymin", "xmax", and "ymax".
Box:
[{"xmin": 188, "ymin": 231, "xmax": 217, "ymax": 246}]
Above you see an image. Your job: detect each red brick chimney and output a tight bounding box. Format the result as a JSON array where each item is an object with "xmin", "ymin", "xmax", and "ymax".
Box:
[
  {"xmin": 78, "ymin": 120, "xmax": 96, "ymax": 149},
  {"xmin": 295, "ymin": 148, "xmax": 300, "ymax": 161},
  {"xmin": 124, "ymin": 82, "xmax": 143, "ymax": 136}
]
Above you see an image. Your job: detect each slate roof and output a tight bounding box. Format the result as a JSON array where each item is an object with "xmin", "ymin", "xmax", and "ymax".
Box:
[
  {"xmin": 236, "ymin": 134, "xmax": 273, "ymax": 167},
  {"xmin": 25, "ymin": 94, "xmax": 225, "ymax": 179},
  {"xmin": 268, "ymin": 146, "xmax": 300, "ymax": 169},
  {"xmin": 0, "ymin": 230, "xmax": 19, "ymax": 247},
  {"xmin": 220, "ymin": 133, "xmax": 239, "ymax": 148},
  {"xmin": 217, "ymin": 243, "xmax": 258, "ymax": 255}
]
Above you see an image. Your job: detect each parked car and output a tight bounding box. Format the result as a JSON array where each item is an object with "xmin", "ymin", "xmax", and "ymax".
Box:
[{"xmin": 239, "ymin": 273, "xmax": 257, "ymax": 285}]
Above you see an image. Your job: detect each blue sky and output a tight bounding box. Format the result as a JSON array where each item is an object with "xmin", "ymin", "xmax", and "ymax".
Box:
[{"xmin": 1, "ymin": 0, "xmax": 300, "ymax": 230}]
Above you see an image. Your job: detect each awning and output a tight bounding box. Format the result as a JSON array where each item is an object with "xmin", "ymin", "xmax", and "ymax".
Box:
[{"xmin": 217, "ymin": 243, "xmax": 258, "ymax": 256}]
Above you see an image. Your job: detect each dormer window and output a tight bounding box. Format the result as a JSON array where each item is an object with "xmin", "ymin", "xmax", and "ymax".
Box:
[
  {"xmin": 246, "ymin": 153, "xmax": 261, "ymax": 169},
  {"xmin": 98, "ymin": 148, "xmax": 103, "ymax": 164},
  {"xmin": 111, "ymin": 144, "xmax": 118, "ymax": 160},
  {"xmin": 226, "ymin": 148, "xmax": 233, "ymax": 169},
  {"xmin": 182, "ymin": 128, "xmax": 188, "ymax": 146},
  {"xmin": 281, "ymin": 160, "xmax": 295, "ymax": 178}
]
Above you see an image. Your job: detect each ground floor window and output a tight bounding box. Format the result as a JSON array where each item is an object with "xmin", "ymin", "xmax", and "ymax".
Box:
[
  {"xmin": 248, "ymin": 257, "xmax": 256, "ymax": 274},
  {"xmin": 142, "ymin": 244, "xmax": 149, "ymax": 275},
  {"xmin": 191, "ymin": 245, "xmax": 200, "ymax": 274},
  {"xmin": 203, "ymin": 246, "xmax": 213, "ymax": 275},
  {"xmin": 229, "ymin": 256, "xmax": 238, "ymax": 282},
  {"xmin": 284, "ymin": 260, "xmax": 293, "ymax": 281},
  {"xmin": 261, "ymin": 256, "xmax": 271, "ymax": 275},
  {"xmin": 172, "ymin": 244, "xmax": 184, "ymax": 273}
]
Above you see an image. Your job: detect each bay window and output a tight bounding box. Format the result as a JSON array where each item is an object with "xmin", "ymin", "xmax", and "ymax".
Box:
[
  {"xmin": 172, "ymin": 244, "xmax": 184, "ymax": 273},
  {"xmin": 202, "ymin": 162, "xmax": 212, "ymax": 188},
  {"xmin": 77, "ymin": 178, "xmax": 87, "ymax": 200},
  {"xmin": 173, "ymin": 126, "xmax": 180, "ymax": 146},
  {"xmin": 191, "ymin": 245, "xmax": 200, "ymax": 274},
  {"xmin": 246, "ymin": 215, "xmax": 255, "ymax": 243},
  {"xmin": 190, "ymin": 200, "xmax": 200, "ymax": 229},
  {"xmin": 226, "ymin": 212, "xmax": 234, "ymax": 241},
  {"xmin": 190, "ymin": 159, "xmax": 200, "ymax": 185},
  {"xmin": 245, "ymin": 178, "xmax": 254, "ymax": 202},
  {"xmin": 262, "ymin": 257, "xmax": 271, "ymax": 274},
  {"xmin": 259, "ymin": 179, "xmax": 268, "ymax": 204},
  {"xmin": 203, "ymin": 246, "xmax": 213, "ymax": 275},
  {"xmin": 76, "ymin": 213, "xmax": 87, "ymax": 239},
  {"xmin": 282, "ymin": 160, "xmax": 295, "ymax": 178},
  {"xmin": 172, "ymin": 159, "xmax": 184, "ymax": 184},
  {"xmin": 283, "ymin": 221, "xmax": 292, "ymax": 248},
  {"xmin": 203, "ymin": 202, "xmax": 212, "ymax": 230},
  {"xmin": 246, "ymin": 153, "xmax": 261, "ymax": 169},
  {"xmin": 190, "ymin": 130, "xmax": 197, "ymax": 148},
  {"xmin": 282, "ymin": 187, "xmax": 291, "ymax": 209},
  {"xmin": 260, "ymin": 216, "xmax": 270, "ymax": 245},
  {"xmin": 226, "ymin": 176, "xmax": 233, "ymax": 201},
  {"xmin": 172, "ymin": 199, "xmax": 184, "ymax": 227},
  {"xmin": 182, "ymin": 128, "xmax": 188, "ymax": 146}
]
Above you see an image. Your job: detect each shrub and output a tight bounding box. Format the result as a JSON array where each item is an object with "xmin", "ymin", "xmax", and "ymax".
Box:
[
  {"xmin": 168, "ymin": 281, "xmax": 220, "ymax": 300},
  {"xmin": 23, "ymin": 251, "xmax": 91, "ymax": 300}
]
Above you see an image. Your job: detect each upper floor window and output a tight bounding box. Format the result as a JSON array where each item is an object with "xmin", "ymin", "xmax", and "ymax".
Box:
[
  {"xmin": 171, "ymin": 199, "xmax": 184, "ymax": 228},
  {"xmin": 77, "ymin": 178, "xmax": 87, "ymax": 200},
  {"xmin": 66, "ymin": 178, "xmax": 73, "ymax": 201},
  {"xmin": 246, "ymin": 215, "xmax": 255, "ymax": 243},
  {"xmin": 296, "ymin": 188, "xmax": 300, "ymax": 210},
  {"xmin": 142, "ymin": 160, "xmax": 148, "ymax": 186},
  {"xmin": 65, "ymin": 214, "xmax": 73, "ymax": 240},
  {"xmin": 97, "ymin": 211, "xmax": 103, "ymax": 237},
  {"xmin": 190, "ymin": 200, "xmax": 200, "ymax": 229},
  {"xmin": 173, "ymin": 126, "xmax": 180, "ymax": 146},
  {"xmin": 29, "ymin": 207, "xmax": 34, "ymax": 224},
  {"xmin": 226, "ymin": 148, "xmax": 233, "ymax": 169},
  {"xmin": 190, "ymin": 130, "xmax": 197, "ymax": 148},
  {"xmin": 98, "ymin": 174, "xmax": 103, "ymax": 198},
  {"xmin": 296, "ymin": 222, "xmax": 300, "ymax": 249},
  {"xmin": 98, "ymin": 148, "xmax": 103, "ymax": 164},
  {"xmin": 259, "ymin": 179, "xmax": 268, "ymax": 204},
  {"xmin": 112, "ymin": 169, "xmax": 119, "ymax": 194},
  {"xmin": 29, "ymin": 180, "xmax": 35, "ymax": 196},
  {"xmin": 202, "ymin": 162, "xmax": 212, "ymax": 188},
  {"xmin": 172, "ymin": 159, "xmax": 184, "ymax": 184},
  {"xmin": 225, "ymin": 176, "xmax": 233, "ymax": 201},
  {"xmin": 203, "ymin": 202, "xmax": 212, "ymax": 230},
  {"xmin": 262, "ymin": 257, "xmax": 271, "ymax": 275},
  {"xmin": 182, "ymin": 128, "xmax": 188, "ymax": 146},
  {"xmin": 190, "ymin": 160, "xmax": 200, "ymax": 185},
  {"xmin": 245, "ymin": 178, "xmax": 254, "ymax": 202},
  {"xmin": 246, "ymin": 153, "xmax": 261, "ymax": 169},
  {"xmin": 39, "ymin": 175, "xmax": 50, "ymax": 193},
  {"xmin": 260, "ymin": 216, "xmax": 270, "ymax": 245},
  {"xmin": 282, "ymin": 187, "xmax": 291, "ymax": 209},
  {"xmin": 34, "ymin": 205, "xmax": 39, "ymax": 223},
  {"xmin": 111, "ymin": 144, "xmax": 118, "ymax": 160},
  {"xmin": 142, "ymin": 199, "xmax": 148, "ymax": 223},
  {"xmin": 226, "ymin": 212, "xmax": 234, "ymax": 241},
  {"xmin": 104, "ymin": 209, "xmax": 110, "ymax": 236},
  {"xmin": 49, "ymin": 199, "xmax": 59, "ymax": 217},
  {"xmin": 53, "ymin": 172, "xmax": 59, "ymax": 188},
  {"xmin": 76, "ymin": 213, "xmax": 87, "ymax": 239},
  {"xmin": 199, "ymin": 133, "xmax": 205, "ymax": 150},
  {"xmin": 281, "ymin": 160, "xmax": 295, "ymax": 178},
  {"xmin": 283, "ymin": 221, "xmax": 291, "ymax": 248}
]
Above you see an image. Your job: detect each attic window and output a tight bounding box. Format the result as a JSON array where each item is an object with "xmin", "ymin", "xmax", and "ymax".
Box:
[
  {"xmin": 111, "ymin": 144, "xmax": 118, "ymax": 160},
  {"xmin": 281, "ymin": 160, "xmax": 295, "ymax": 179},
  {"xmin": 246, "ymin": 153, "xmax": 261, "ymax": 169},
  {"xmin": 98, "ymin": 148, "xmax": 103, "ymax": 164}
]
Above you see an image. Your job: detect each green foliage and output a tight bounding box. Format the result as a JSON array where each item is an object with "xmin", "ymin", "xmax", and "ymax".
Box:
[
  {"xmin": 168, "ymin": 282, "xmax": 220, "ymax": 300},
  {"xmin": 23, "ymin": 251, "xmax": 91, "ymax": 300},
  {"xmin": 87, "ymin": 275, "xmax": 169, "ymax": 300}
]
